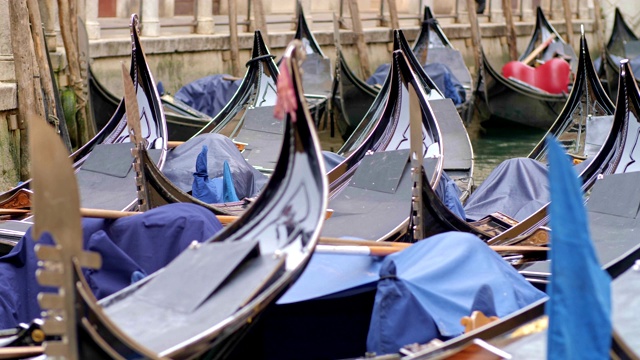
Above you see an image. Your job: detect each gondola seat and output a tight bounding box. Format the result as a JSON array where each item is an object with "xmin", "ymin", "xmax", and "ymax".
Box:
[{"xmin": 502, "ymin": 57, "xmax": 571, "ymax": 94}]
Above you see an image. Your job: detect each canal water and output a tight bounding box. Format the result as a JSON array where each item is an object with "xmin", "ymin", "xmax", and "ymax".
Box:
[{"xmin": 470, "ymin": 125, "xmax": 547, "ymax": 185}]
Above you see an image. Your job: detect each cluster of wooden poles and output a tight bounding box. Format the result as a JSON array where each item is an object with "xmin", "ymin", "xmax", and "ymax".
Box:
[
  {"xmin": 231, "ymin": 0, "xmax": 606, "ymax": 81},
  {"xmin": 8, "ymin": 0, "xmax": 95, "ymax": 180}
]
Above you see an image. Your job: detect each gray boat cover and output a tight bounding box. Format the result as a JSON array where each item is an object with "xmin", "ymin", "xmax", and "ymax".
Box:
[
  {"xmin": 163, "ymin": 133, "xmax": 268, "ymax": 199},
  {"xmin": 366, "ymin": 62, "xmax": 465, "ymax": 105},
  {"xmin": 609, "ymin": 53, "xmax": 640, "ymax": 76},
  {"xmin": 322, "ymin": 151, "xmax": 346, "ymax": 171},
  {"xmin": 463, "ymin": 158, "xmax": 549, "ymax": 221},
  {"xmin": 173, "ymin": 75, "xmax": 242, "ymax": 117}
]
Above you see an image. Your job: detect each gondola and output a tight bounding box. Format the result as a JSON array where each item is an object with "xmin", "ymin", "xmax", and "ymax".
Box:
[
  {"xmin": 292, "ymin": 1, "xmax": 332, "ymax": 127},
  {"xmin": 330, "ymin": 6, "xmax": 471, "ymax": 141},
  {"xmin": 23, "ymin": 40, "xmax": 327, "ymax": 360},
  {"xmin": 602, "ymin": 8, "xmax": 640, "ymax": 100},
  {"xmin": 413, "ymin": 6, "xmax": 474, "ymax": 121},
  {"xmin": 132, "ymin": 144, "xmax": 249, "ymax": 216},
  {"xmin": 335, "ymin": 30, "xmax": 473, "ymax": 201},
  {"xmin": 82, "ymin": 20, "xmax": 211, "ymax": 141},
  {"xmin": 321, "ymin": 47, "xmax": 445, "ymax": 242},
  {"xmin": 75, "ymin": 15, "xmax": 168, "ymax": 212},
  {"xmin": 0, "ymin": 15, "xmax": 167, "ymax": 244},
  {"xmin": 336, "ymin": 30, "xmax": 447, "ymax": 156},
  {"xmin": 401, "ymin": 29, "xmax": 474, "ymax": 201},
  {"xmin": 610, "ymin": 262, "xmax": 640, "ymax": 358},
  {"xmin": 401, "ymin": 59, "xmax": 640, "ymax": 359},
  {"xmin": 192, "ymin": 31, "xmax": 281, "ymax": 172},
  {"xmin": 159, "ymin": 93, "xmax": 213, "ymax": 140},
  {"xmin": 133, "ymin": 30, "xmax": 468, "ymax": 219},
  {"xmin": 198, "ymin": 30, "xmax": 278, "ymax": 135},
  {"xmin": 476, "ymin": 7, "xmax": 577, "ymax": 129},
  {"xmin": 129, "ymin": 31, "xmax": 279, "ymax": 218},
  {"xmin": 330, "ymin": 48, "xmax": 379, "ymax": 140},
  {"xmin": 415, "ymin": 31, "xmax": 617, "ymax": 243}
]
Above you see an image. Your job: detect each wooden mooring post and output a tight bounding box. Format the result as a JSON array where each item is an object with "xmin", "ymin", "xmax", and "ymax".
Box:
[
  {"xmin": 385, "ymin": 0, "xmax": 400, "ymax": 29},
  {"xmin": 591, "ymin": 0, "xmax": 604, "ymax": 50},
  {"xmin": 227, "ymin": 0, "xmax": 241, "ymax": 77},
  {"xmin": 466, "ymin": 0, "xmax": 482, "ymax": 74},
  {"xmin": 501, "ymin": 0, "xmax": 518, "ymax": 61},
  {"xmin": 562, "ymin": 0, "xmax": 574, "ymax": 47},
  {"xmin": 348, "ymin": 0, "xmax": 371, "ymax": 79},
  {"xmin": 26, "ymin": 0, "xmax": 70, "ymax": 152},
  {"xmin": 252, "ymin": 0, "xmax": 269, "ymax": 47},
  {"xmin": 9, "ymin": 0, "xmax": 46, "ymax": 180},
  {"xmin": 57, "ymin": 0, "xmax": 92, "ymax": 145}
]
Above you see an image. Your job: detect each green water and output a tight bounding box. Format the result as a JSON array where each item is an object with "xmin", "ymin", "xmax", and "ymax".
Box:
[{"xmin": 471, "ymin": 126, "xmax": 547, "ymax": 185}]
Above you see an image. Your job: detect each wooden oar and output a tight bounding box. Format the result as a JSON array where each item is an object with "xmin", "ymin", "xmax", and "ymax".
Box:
[
  {"xmin": 0, "ymin": 209, "xmax": 30, "ymax": 215},
  {"xmin": 521, "ymin": 33, "xmax": 557, "ymax": 65},
  {"xmin": 167, "ymin": 141, "xmax": 184, "ymax": 149},
  {"xmin": 77, "ymin": 208, "xmax": 239, "ymax": 225},
  {"xmin": 319, "ymin": 237, "xmax": 410, "ymax": 248},
  {"xmin": 0, "ymin": 207, "xmax": 239, "ymax": 226},
  {"xmin": 168, "ymin": 140, "xmax": 248, "ymax": 152},
  {"xmin": 0, "ymin": 346, "xmax": 44, "ymax": 359},
  {"xmin": 0, "ymin": 206, "xmax": 329, "ymax": 225},
  {"xmin": 316, "ymin": 245, "xmax": 402, "ymax": 256},
  {"xmin": 318, "ymin": 237, "xmax": 549, "ymax": 256}
]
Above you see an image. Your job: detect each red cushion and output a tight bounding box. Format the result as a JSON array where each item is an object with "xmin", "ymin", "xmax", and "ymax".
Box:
[
  {"xmin": 502, "ymin": 61, "xmax": 535, "ymax": 85},
  {"xmin": 533, "ymin": 57, "xmax": 571, "ymax": 94},
  {"xmin": 501, "ymin": 58, "xmax": 571, "ymax": 94}
]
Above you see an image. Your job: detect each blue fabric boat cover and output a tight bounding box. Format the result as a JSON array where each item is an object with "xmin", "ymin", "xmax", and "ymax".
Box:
[
  {"xmin": 437, "ymin": 171, "xmax": 466, "ymax": 219},
  {"xmin": 278, "ymin": 253, "xmax": 384, "ymax": 304},
  {"xmin": 367, "ymin": 232, "xmax": 546, "ymax": 354},
  {"xmin": 192, "ymin": 146, "xmax": 239, "ymax": 203},
  {"xmin": 366, "ymin": 63, "xmax": 465, "ymax": 105},
  {"xmin": 279, "ymin": 232, "xmax": 545, "ymax": 354},
  {"xmin": 174, "ymin": 75, "xmax": 242, "ymax": 118},
  {"xmin": 463, "ymin": 158, "xmax": 549, "ymax": 221},
  {"xmin": 545, "ymin": 137, "xmax": 611, "ymax": 359},
  {"xmin": 0, "ymin": 203, "xmax": 223, "ymax": 329},
  {"xmin": 470, "ymin": 284, "xmax": 497, "ymax": 317},
  {"xmin": 163, "ymin": 133, "xmax": 268, "ymax": 199}
]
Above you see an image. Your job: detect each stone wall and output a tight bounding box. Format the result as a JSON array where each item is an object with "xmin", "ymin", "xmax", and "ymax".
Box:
[
  {"xmin": 88, "ymin": 18, "xmax": 597, "ymax": 97},
  {"xmin": 0, "ymin": 0, "xmax": 22, "ymax": 190}
]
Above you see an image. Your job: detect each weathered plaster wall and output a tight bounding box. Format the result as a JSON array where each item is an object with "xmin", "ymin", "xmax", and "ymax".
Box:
[{"xmin": 88, "ymin": 19, "xmax": 597, "ymax": 97}]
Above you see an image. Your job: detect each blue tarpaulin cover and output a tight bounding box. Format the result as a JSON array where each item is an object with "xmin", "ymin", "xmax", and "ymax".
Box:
[
  {"xmin": 163, "ymin": 133, "xmax": 268, "ymax": 199},
  {"xmin": 367, "ymin": 232, "xmax": 546, "ymax": 354},
  {"xmin": 545, "ymin": 137, "xmax": 611, "ymax": 359},
  {"xmin": 437, "ymin": 171, "xmax": 466, "ymax": 219},
  {"xmin": 463, "ymin": 158, "xmax": 550, "ymax": 221},
  {"xmin": 174, "ymin": 75, "xmax": 242, "ymax": 118},
  {"xmin": 279, "ymin": 232, "xmax": 545, "ymax": 354},
  {"xmin": 366, "ymin": 63, "xmax": 465, "ymax": 105},
  {"xmin": 0, "ymin": 203, "xmax": 223, "ymax": 329},
  {"xmin": 192, "ymin": 145, "xmax": 239, "ymax": 203}
]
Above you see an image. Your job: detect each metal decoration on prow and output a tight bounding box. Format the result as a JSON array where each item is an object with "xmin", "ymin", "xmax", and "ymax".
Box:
[
  {"xmin": 121, "ymin": 62, "xmax": 149, "ymax": 212},
  {"xmin": 30, "ymin": 112, "xmax": 102, "ymax": 359},
  {"xmin": 409, "ymin": 78, "xmax": 425, "ymax": 241}
]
